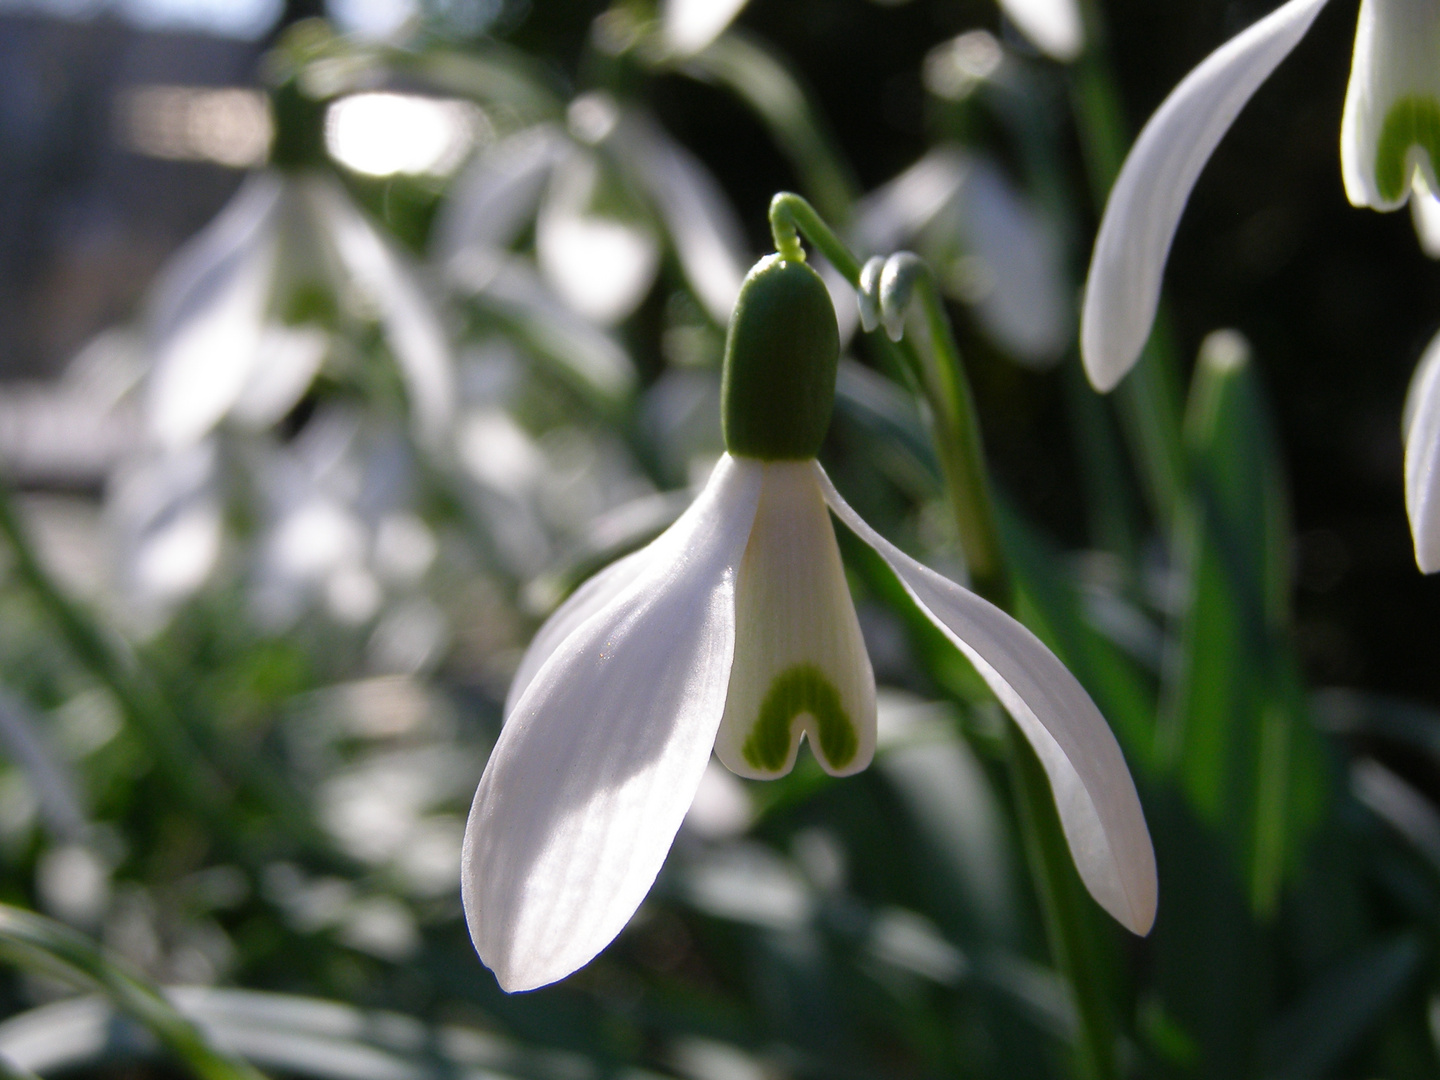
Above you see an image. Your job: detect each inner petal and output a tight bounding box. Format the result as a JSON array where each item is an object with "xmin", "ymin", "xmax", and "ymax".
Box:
[{"xmin": 715, "ymin": 460, "xmax": 875, "ymax": 779}]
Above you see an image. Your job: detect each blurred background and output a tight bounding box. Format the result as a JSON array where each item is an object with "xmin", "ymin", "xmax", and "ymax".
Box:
[{"xmin": 0, "ymin": 0, "xmax": 1438, "ymax": 1077}]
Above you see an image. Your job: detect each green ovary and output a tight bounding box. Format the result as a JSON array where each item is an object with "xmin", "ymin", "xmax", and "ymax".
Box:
[
  {"xmin": 1375, "ymin": 96, "xmax": 1440, "ymax": 203},
  {"xmin": 741, "ymin": 663, "xmax": 856, "ymax": 772}
]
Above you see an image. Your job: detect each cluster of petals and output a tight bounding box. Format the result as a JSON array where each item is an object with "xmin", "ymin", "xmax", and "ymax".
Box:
[
  {"xmin": 1081, "ymin": 0, "xmax": 1440, "ymax": 571},
  {"xmin": 463, "ymin": 453, "xmax": 1157, "ymax": 992}
]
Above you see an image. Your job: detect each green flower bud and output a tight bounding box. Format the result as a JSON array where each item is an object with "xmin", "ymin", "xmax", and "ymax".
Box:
[{"xmin": 721, "ymin": 254, "xmax": 840, "ymax": 461}]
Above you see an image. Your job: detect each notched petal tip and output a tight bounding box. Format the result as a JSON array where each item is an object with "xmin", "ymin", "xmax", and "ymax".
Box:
[{"xmin": 815, "ymin": 463, "xmax": 1157, "ymax": 935}]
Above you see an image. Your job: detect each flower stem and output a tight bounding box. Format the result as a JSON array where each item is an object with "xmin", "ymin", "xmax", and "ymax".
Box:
[
  {"xmin": 0, "ymin": 479, "xmax": 229, "ymax": 821},
  {"xmin": 770, "ymin": 193, "xmax": 1121, "ymax": 1079}
]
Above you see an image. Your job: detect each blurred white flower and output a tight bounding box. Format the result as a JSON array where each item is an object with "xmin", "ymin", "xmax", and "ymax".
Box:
[
  {"xmin": 434, "ymin": 96, "xmax": 749, "ymax": 327},
  {"xmin": 1081, "ymin": 0, "xmax": 1436, "ymax": 391},
  {"xmin": 855, "ymin": 146, "xmax": 1072, "ymax": 366},
  {"xmin": 143, "ymin": 170, "xmax": 454, "ymax": 452}
]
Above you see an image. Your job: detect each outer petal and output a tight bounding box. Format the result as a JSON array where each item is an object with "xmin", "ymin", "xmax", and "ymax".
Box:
[
  {"xmin": 1410, "ymin": 174, "xmax": 1440, "ymax": 257},
  {"xmin": 308, "ymin": 176, "xmax": 456, "ymax": 449},
  {"xmin": 615, "ymin": 111, "xmax": 750, "ymax": 325},
  {"xmin": 715, "ymin": 461, "xmax": 875, "ymax": 779},
  {"xmin": 144, "ymin": 172, "xmax": 283, "ymax": 448},
  {"xmin": 662, "ymin": 0, "xmax": 751, "ymax": 55},
  {"xmin": 536, "ymin": 148, "xmax": 660, "ymax": 325},
  {"xmin": 1341, "ymin": 0, "xmax": 1440, "ymax": 210},
  {"xmin": 463, "ymin": 455, "xmax": 763, "ymax": 991},
  {"xmin": 1080, "ymin": 0, "xmax": 1329, "ymax": 391},
  {"xmin": 997, "ymin": 0, "xmax": 1084, "ymax": 62},
  {"xmin": 1404, "ymin": 328, "xmax": 1440, "ymax": 572},
  {"xmin": 816, "ymin": 465, "xmax": 1157, "ymax": 934},
  {"xmin": 503, "ymin": 544, "xmax": 654, "ymax": 716}
]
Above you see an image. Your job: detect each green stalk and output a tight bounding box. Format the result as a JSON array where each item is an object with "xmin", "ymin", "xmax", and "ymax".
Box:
[
  {"xmin": 680, "ymin": 33, "xmax": 859, "ymax": 222},
  {"xmin": 0, "ymin": 904, "xmax": 267, "ymax": 1080},
  {"xmin": 771, "ymin": 193, "xmax": 1120, "ymax": 1080},
  {"xmin": 1070, "ymin": 1, "xmax": 1186, "ymax": 532},
  {"xmin": 0, "ymin": 480, "xmax": 228, "ymax": 821}
]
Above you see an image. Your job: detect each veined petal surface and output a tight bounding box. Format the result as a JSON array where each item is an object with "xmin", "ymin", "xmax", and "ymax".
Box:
[
  {"xmin": 463, "ymin": 455, "xmax": 763, "ymax": 992},
  {"xmin": 715, "ymin": 461, "xmax": 875, "ymax": 779},
  {"xmin": 997, "ymin": 0, "xmax": 1084, "ymax": 62},
  {"xmin": 503, "ymin": 544, "xmax": 654, "ymax": 717},
  {"xmin": 1341, "ymin": 0, "xmax": 1440, "ymax": 209},
  {"xmin": 1081, "ymin": 0, "xmax": 1329, "ymax": 391},
  {"xmin": 1404, "ymin": 328, "xmax": 1440, "ymax": 572},
  {"xmin": 817, "ymin": 465, "xmax": 1157, "ymax": 934}
]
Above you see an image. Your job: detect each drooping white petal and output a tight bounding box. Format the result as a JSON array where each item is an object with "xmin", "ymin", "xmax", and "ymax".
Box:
[
  {"xmin": 616, "ymin": 112, "xmax": 749, "ymax": 325},
  {"xmin": 714, "ymin": 461, "xmax": 875, "ymax": 779},
  {"xmin": 230, "ymin": 325, "xmax": 329, "ymax": 429},
  {"xmin": 1410, "ymin": 174, "xmax": 1440, "ymax": 257},
  {"xmin": 1404, "ymin": 328, "xmax": 1440, "ymax": 573},
  {"xmin": 662, "ymin": 0, "xmax": 751, "ymax": 55},
  {"xmin": 310, "ymin": 175, "xmax": 456, "ymax": 448},
  {"xmin": 430, "ymin": 125, "xmax": 567, "ymax": 271},
  {"xmin": 816, "ymin": 464, "xmax": 1157, "ymax": 934},
  {"xmin": 463, "ymin": 455, "xmax": 763, "ymax": 992},
  {"xmin": 145, "ymin": 173, "xmax": 283, "ymax": 448},
  {"xmin": 1341, "ymin": 0, "xmax": 1440, "ymax": 210},
  {"xmin": 996, "ymin": 0, "xmax": 1084, "ymax": 62},
  {"xmin": 1080, "ymin": 0, "xmax": 1329, "ymax": 392},
  {"xmin": 536, "ymin": 149, "xmax": 660, "ymax": 325}
]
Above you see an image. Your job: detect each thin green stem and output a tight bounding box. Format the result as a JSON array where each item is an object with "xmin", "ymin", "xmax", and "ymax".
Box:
[
  {"xmin": 0, "ymin": 904, "xmax": 268, "ymax": 1080},
  {"xmin": 0, "ymin": 480, "xmax": 228, "ymax": 820},
  {"xmin": 770, "ymin": 193, "xmax": 1120, "ymax": 1078},
  {"xmin": 681, "ymin": 34, "xmax": 858, "ymax": 222}
]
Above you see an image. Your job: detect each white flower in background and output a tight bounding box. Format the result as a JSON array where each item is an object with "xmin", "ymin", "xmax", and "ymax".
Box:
[
  {"xmin": 1081, "ymin": 0, "xmax": 1440, "ymax": 390},
  {"xmin": 143, "ymin": 170, "xmax": 454, "ymax": 452},
  {"xmin": 434, "ymin": 93, "xmax": 749, "ymax": 328},
  {"xmin": 855, "ymin": 145, "xmax": 1072, "ymax": 366},
  {"xmin": 1081, "ymin": 0, "xmax": 1440, "ymax": 572},
  {"xmin": 463, "ymin": 254, "xmax": 1156, "ymax": 993},
  {"xmin": 657, "ymin": 0, "xmax": 1083, "ymax": 62}
]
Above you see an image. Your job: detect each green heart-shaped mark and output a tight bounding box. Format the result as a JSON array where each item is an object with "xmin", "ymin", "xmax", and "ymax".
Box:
[
  {"xmin": 741, "ymin": 662, "xmax": 857, "ymax": 772},
  {"xmin": 1375, "ymin": 95, "xmax": 1440, "ymax": 203}
]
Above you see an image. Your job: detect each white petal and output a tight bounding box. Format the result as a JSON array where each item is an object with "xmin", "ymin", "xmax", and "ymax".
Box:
[
  {"xmin": 310, "ymin": 176, "xmax": 456, "ymax": 447},
  {"xmin": 503, "ymin": 544, "xmax": 654, "ymax": 717},
  {"xmin": 537, "ymin": 149, "xmax": 660, "ymax": 325},
  {"xmin": 714, "ymin": 461, "xmax": 875, "ymax": 779},
  {"xmin": 616, "ymin": 112, "xmax": 750, "ymax": 325},
  {"xmin": 1080, "ymin": 0, "xmax": 1328, "ymax": 392},
  {"xmin": 1410, "ymin": 174, "xmax": 1440, "ymax": 257},
  {"xmin": 662, "ymin": 0, "xmax": 751, "ymax": 55},
  {"xmin": 1340, "ymin": 0, "xmax": 1440, "ymax": 210},
  {"xmin": 144, "ymin": 173, "xmax": 283, "ymax": 448},
  {"xmin": 463, "ymin": 455, "xmax": 763, "ymax": 991},
  {"xmin": 1404, "ymin": 328, "xmax": 1440, "ymax": 573},
  {"xmin": 230, "ymin": 325, "xmax": 329, "ymax": 429},
  {"xmin": 816, "ymin": 464, "xmax": 1157, "ymax": 934},
  {"xmin": 997, "ymin": 0, "xmax": 1084, "ymax": 62},
  {"xmin": 430, "ymin": 125, "xmax": 566, "ymax": 271}
]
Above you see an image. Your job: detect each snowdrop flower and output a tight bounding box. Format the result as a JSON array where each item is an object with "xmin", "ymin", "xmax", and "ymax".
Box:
[
  {"xmin": 1082, "ymin": 0, "xmax": 1438, "ymax": 391},
  {"xmin": 143, "ymin": 168, "xmax": 454, "ymax": 453},
  {"xmin": 462, "ymin": 252, "xmax": 1157, "ymax": 992},
  {"xmin": 658, "ymin": 0, "xmax": 1082, "ymax": 62},
  {"xmin": 434, "ymin": 94, "xmax": 749, "ymax": 328}
]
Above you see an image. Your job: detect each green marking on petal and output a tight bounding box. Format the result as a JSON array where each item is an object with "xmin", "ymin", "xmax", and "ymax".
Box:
[
  {"xmin": 1375, "ymin": 96, "xmax": 1440, "ymax": 204},
  {"xmin": 740, "ymin": 662, "xmax": 856, "ymax": 772}
]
